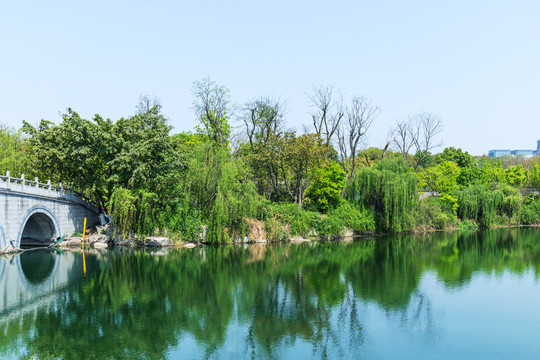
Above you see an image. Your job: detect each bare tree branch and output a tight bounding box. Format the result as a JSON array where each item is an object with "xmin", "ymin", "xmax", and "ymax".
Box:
[
  {"xmin": 136, "ymin": 95, "xmax": 161, "ymax": 114},
  {"xmin": 307, "ymin": 85, "xmax": 344, "ymax": 145},
  {"xmin": 389, "ymin": 112, "xmax": 443, "ymax": 169}
]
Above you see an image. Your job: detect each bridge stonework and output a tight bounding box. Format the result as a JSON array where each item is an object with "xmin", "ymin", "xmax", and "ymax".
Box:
[{"xmin": 0, "ymin": 174, "xmax": 100, "ymax": 250}]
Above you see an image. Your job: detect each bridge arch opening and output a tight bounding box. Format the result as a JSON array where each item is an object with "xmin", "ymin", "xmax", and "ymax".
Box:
[{"xmin": 18, "ymin": 208, "xmax": 60, "ymax": 248}]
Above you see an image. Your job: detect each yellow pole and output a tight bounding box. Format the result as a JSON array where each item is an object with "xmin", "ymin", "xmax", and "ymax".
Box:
[
  {"xmin": 82, "ymin": 217, "xmax": 87, "ymax": 248},
  {"xmin": 82, "ymin": 217, "xmax": 87, "ymax": 277}
]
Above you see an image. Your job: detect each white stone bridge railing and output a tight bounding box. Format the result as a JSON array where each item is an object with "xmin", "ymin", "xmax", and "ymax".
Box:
[{"xmin": 0, "ymin": 171, "xmax": 98, "ymax": 212}]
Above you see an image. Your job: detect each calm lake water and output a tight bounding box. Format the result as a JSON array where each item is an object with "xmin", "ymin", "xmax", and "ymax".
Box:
[{"xmin": 1, "ymin": 229, "xmax": 540, "ymax": 359}]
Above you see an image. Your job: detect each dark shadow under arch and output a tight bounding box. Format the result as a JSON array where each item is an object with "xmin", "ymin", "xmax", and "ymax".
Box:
[{"xmin": 20, "ymin": 212, "xmax": 57, "ymax": 248}]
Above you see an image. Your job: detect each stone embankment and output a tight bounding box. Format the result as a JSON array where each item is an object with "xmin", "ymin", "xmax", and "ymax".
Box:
[
  {"xmin": 56, "ymin": 222, "xmax": 361, "ymax": 250},
  {"xmin": 58, "ymin": 224, "xmax": 197, "ymax": 249}
]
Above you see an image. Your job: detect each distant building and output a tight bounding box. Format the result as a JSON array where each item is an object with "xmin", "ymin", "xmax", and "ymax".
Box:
[
  {"xmin": 511, "ymin": 150, "xmax": 534, "ymax": 158},
  {"xmin": 489, "ymin": 150, "xmax": 511, "ymax": 158},
  {"xmin": 488, "ymin": 140, "xmax": 540, "ymax": 158}
]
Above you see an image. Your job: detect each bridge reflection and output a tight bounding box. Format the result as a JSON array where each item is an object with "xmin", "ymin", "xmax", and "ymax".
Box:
[{"xmin": 0, "ymin": 249, "xmax": 99, "ymax": 318}]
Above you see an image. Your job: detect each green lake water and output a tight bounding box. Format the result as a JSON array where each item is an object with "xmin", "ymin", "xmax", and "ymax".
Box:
[{"xmin": 1, "ymin": 229, "xmax": 540, "ymax": 359}]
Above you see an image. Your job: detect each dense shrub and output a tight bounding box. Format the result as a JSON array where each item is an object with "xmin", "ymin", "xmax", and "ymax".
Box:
[
  {"xmin": 263, "ymin": 203, "xmax": 317, "ymax": 236},
  {"xmin": 521, "ymin": 198, "xmax": 540, "ymax": 225},
  {"xmin": 327, "ymin": 202, "xmax": 375, "ymax": 232}
]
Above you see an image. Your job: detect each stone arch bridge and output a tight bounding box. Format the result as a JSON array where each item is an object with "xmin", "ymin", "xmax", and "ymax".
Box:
[{"xmin": 0, "ymin": 172, "xmax": 100, "ymax": 251}]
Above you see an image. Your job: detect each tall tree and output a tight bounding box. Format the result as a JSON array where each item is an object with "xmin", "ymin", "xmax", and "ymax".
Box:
[
  {"xmin": 242, "ymin": 97, "xmax": 286, "ymax": 201},
  {"xmin": 336, "ymin": 95, "xmax": 380, "ymax": 181},
  {"xmin": 192, "ymin": 77, "xmax": 231, "ymax": 145},
  {"xmin": 281, "ymin": 133, "xmax": 327, "ymax": 209}
]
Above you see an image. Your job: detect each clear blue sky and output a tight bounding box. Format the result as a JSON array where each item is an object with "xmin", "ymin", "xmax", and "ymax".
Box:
[{"xmin": 1, "ymin": 0, "xmax": 539, "ymax": 155}]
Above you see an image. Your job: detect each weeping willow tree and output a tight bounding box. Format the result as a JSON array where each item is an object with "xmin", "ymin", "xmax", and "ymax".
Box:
[
  {"xmin": 345, "ymin": 158, "xmax": 417, "ymax": 232},
  {"xmin": 110, "ymin": 188, "xmax": 162, "ymax": 238},
  {"xmin": 456, "ymin": 183, "xmax": 522, "ymax": 227},
  {"xmin": 182, "ymin": 143, "xmax": 264, "ymax": 243}
]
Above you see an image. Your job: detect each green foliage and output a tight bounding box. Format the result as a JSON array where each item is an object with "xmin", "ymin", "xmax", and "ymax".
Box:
[
  {"xmin": 313, "ymin": 214, "xmax": 343, "ymax": 236},
  {"xmin": 305, "ymin": 162, "xmax": 346, "ymax": 212},
  {"xmin": 438, "ymin": 147, "xmax": 474, "ymax": 168},
  {"xmin": 109, "ymin": 188, "xmax": 145, "ymax": 238},
  {"xmin": 264, "ymin": 203, "xmax": 317, "ymax": 237},
  {"xmin": 181, "ymin": 143, "xmax": 264, "ymax": 243},
  {"xmin": 263, "ymin": 200, "xmax": 376, "ymax": 239},
  {"xmin": 22, "ymin": 105, "xmax": 181, "ymax": 205},
  {"xmin": 458, "ymin": 219, "xmax": 479, "ymax": 230},
  {"xmin": 356, "ymin": 147, "xmax": 396, "ymax": 168},
  {"xmin": 455, "ymin": 183, "xmax": 522, "ymax": 227},
  {"xmin": 0, "ymin": 126, "xmax": 36, "ymax": 177},
  {"xmin": 503, "ymin": 165, "xmax": 528, "ymax": 187},
  {"xmin": 479, "ymin": 162, "xmax": 505, "ymax": 185},
  {"xmin": 23, "ymin": 111, "xmax": 112, "ymax": 203},
  {"xmin": 521, "ymin": 197, "xmax": 540, "ymax": 224},
  {"xmin": 417, "ymin": 166, "xmax": 440, "ymax": 191},
  {"xmin": 531, "ymin": 161, "xmax": 540, "ymax": 190},
  {"xmin": 435, "ymin": 161, "xmax": 460, "ymax": 194},
  {"xmin": 413, "ymin": 196, "xmax": 457, "ymax": 231},
  {"xmin": 192, "ymin": 77, "xmax": 231, "ymax": 144},
  {"xmin": 434, "ymin": 213, "xmax": 450, "ymax": 229},
  {"xmin": 327, "ymin": 201, "xmax": 375, "ymax": 232},
  {"xmin": 346, "ymin": 158, "xmax": 417, "ymax": 232},
  {"xmin": 456, "ymin": 165, "xmax": 479, "ymax": 187},
  {"xmin": 498, "ymin": 184, "xmax": 522, "ymax": 219},
  {"xmin": 439, "ymin": 193, "xmax": 459, "ymax": 215},
  {"xmin": 281, "ymin": 133, "xmax": 328, "ymax": 208},
  {"xmin": 108, "ymin": 105, "xmax": 179, "ymax": 192},
  {"xmin": 456, "ymin": 184, "xmax": 499, "ymax": 227}
]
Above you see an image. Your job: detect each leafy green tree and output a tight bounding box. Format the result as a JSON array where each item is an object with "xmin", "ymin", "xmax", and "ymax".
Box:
[
  {"xmin": 456, "ymin": 165, "xmax": 479, "ymax": 187},
  {"xmin": 23, "ymin": 110, "xmax": 112, "ymax": 204},
  {"xmin": 281, "ymin": 133, "xmax": 328, "ymax": 209},
  {"xmin": 479, "ymin": 162, "xmax": 506, "ymax": 185},
  {"xmin": 503, "ymin": 165, "xmax": 528, "ymax": 188},
  {"xmin": 306, "ymin": 162, "xmax": 346, "ymax": 212},
  {"xmin": 109, "ymin": 104, "xmax": 175, "ymax": 191},
  {"xmin": 437, "ymin": 147, "xmax": 474, "ymax": 168},
  {"xmin": 23, "ymin": 104, "xmax": 179, "ymax": 206},
  {"xmin": 435, "ymin": 161, "xmax": 460, "ymax": 194}
]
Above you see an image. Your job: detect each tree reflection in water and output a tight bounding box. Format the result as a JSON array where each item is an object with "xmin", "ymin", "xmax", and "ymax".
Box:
[{"xmin": 0, "ymin": 228, "xmax": 539, "ymax": 359}]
